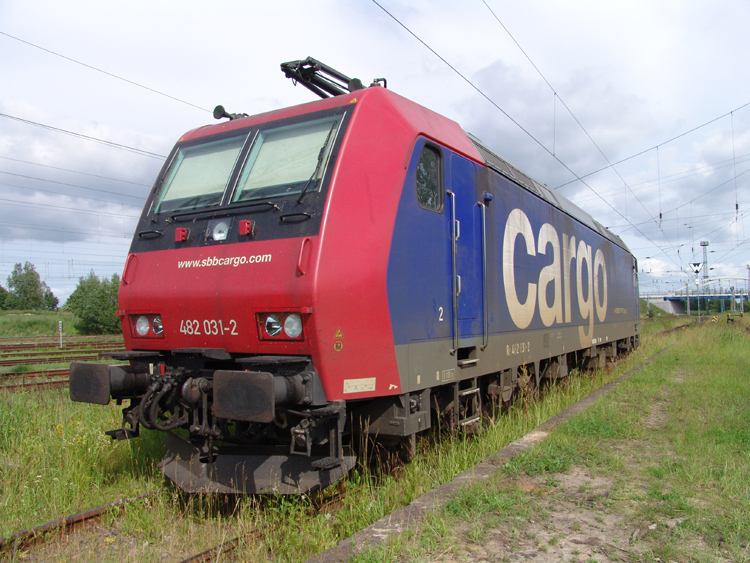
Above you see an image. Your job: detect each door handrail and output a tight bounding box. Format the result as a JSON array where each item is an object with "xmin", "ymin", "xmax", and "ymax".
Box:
[
  {"xmin": 448, "ymin": 190, "xmax": 458, "ymax": 355},
  {"xmin": 480, "ymin": 202, "xmax": 488, "ymax": 350}
]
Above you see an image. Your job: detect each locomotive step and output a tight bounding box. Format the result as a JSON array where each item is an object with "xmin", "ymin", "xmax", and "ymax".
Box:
[
  {"xmin": 458, "ymin": 386, "xmax": 480, "ymax": 397},
  {"xmin": 458, "ymin": 415, "xmax": 481, "ymax": 427},
  {"xmin": 311, "ymin": 457, "xmax": 344, "ymax": 470}
]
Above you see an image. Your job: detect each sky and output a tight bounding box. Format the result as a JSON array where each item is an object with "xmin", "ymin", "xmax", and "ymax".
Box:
[{"xmin": 1, "ymin": 0, "xmax": 750, "ymax": 304}]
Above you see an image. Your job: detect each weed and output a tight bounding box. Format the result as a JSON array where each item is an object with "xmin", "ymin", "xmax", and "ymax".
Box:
[
  {"xmin": 465, "ymin": 521, "xmax": 487, "ymax": 544},
  {"xmin": 545, "ymin": 475, "xmax": 560, "ymax": 488}
]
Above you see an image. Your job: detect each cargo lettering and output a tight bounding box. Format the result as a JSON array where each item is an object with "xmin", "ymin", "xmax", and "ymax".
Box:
[{"xmin": 503, "ymin": 209, "xmax": 607, "ymax": 347}]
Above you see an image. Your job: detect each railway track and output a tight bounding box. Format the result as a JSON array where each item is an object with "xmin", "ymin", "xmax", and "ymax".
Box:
[
  {"xmin": 3, "ymin": 344, "xmax": 122, "ymax": 356},
  {"xmin": 0, "ymin": 492, "xmax": 157, "ymax": 558},
  {"xmin": 0, "ymin": 341, "xmax": 122, "ymax": 353},
  {"xmin": 0, "ymin": 343, "xmax": 124, "ymax": 366},
  {"xmin": 0, "ymin": 378, "xmax": 70, "ymax": 391},
  {"xmin": 177, "ymin": 488, "xmax": 346, "ymax": 563},
  {"xmin": 0, "ymin": 353, "xmax": 111, "ymax": 367},
  {"xmin": 1, "ymin": 367, "xmax": 68, "ymax": 380},
  {"xmin": 0, "ymin": 368, "xmax": 70, "ymax": 391}
]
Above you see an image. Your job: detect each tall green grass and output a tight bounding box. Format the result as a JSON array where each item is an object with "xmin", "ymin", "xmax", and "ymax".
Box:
[
  {"xmin": 0, "ymin": 323, "xmax": 680, "ymax": 561},
  {"xmin": 0, "ymin": 311, "xmax": 81, "ymax": 337},
  {"xmin": 0, "ymin": 387, "xmax": 164, "ymax": 537}
]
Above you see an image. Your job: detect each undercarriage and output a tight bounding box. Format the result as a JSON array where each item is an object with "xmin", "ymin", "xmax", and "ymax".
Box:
[{"xmin": 69, "ymin": 349, "xmax": 355, "ymax": 494}]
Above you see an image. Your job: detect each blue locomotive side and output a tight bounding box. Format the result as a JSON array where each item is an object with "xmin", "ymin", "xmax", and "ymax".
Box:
[{"xmin": 387, "ymin": 136, "xmax": 639, "ymax": 393}]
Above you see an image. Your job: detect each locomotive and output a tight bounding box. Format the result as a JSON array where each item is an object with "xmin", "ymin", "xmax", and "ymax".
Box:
[{"xmin": 70, "ymin": 58, "xmax": 640, "ymax": 494}]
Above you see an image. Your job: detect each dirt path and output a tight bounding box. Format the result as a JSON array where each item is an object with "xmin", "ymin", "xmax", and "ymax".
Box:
[
  {"xmin": 433, "ymin": 466, "xmax": 694, "ymax": 563},
  {"xmin": 428, "ymin": 369, "xmax": 728, "ymax": 563}
]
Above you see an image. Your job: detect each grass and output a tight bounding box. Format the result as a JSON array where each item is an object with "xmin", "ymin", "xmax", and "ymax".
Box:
[
  {"xmin": 0, "ymin": 315, "xmax": 690, "ymax": 562},
  {"xmin": 0, "ymin": 387, "xmax": 165, "ymax": 537},
  {"xmin": 0, "ymin": 310, "xmax": 81, "ymax": 337},
  {"xmin": 357, "ymin": 318, "xmax": 750, "ymax": 562}
]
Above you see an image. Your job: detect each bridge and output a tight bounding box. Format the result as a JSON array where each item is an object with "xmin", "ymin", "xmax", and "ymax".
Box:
[{"xmin": 644, "ymin": 277, "xmax": 749, "ymax": 315}]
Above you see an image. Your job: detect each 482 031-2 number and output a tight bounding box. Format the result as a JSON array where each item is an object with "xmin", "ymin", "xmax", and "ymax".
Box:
[{"xmin": 179, "ymin": 319, "xmax": 238, "ymax": 336}]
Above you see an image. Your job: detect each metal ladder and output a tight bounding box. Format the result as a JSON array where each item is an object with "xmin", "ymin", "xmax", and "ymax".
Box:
[{"xmin": 454, "ymin": 377, "xmax": 481, "ymax": 428}]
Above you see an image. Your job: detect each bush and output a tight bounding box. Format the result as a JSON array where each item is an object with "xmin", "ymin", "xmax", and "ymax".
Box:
[{"xmin": 65, "ymin": 271, "xmax": 121, "ymax": 334}]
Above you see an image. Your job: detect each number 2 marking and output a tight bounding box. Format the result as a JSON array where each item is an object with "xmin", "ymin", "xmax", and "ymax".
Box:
[{"xmin": 438, "ymin": 307, "xmax": 444, "ymax": 322}]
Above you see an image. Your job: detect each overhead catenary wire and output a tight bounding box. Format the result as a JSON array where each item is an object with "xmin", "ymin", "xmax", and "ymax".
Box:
[
  {"xmin": 636, "ymin": 206, "xmax": 750, "ymax": 265},
  {"xmin": 480, "ymin": 0, "xmax": 665, "ymax": 237},
  {"xmin": 731, "ymin": 111, "xmax": 739, "ymax": 232},
  {"xmin": 0, "ymin": 196, "xmax": 141, "ymax": 219},
  {"xmin": 0, "ymin": 180, "xmax": 146, "ymax": 207},
  {"xmin": 0, "ymin": 156, "xmax": 152, "ymax": 187},
  {"xmin": 0, "ymin": 112, "xmax": 167, "ymax": 160},
  {"xmin": 371, "ymin": 0, "xmax": 680, "ymax": 268},
  {"xmin": 0, "ymin": 220, "xmax": 134, "ymax": 240},
  {"xmin": 0, "ymin": 170, "xmax": 147, "ymax": 200},
  {"xmin": 570, "ymin": 151, "xmax": 750, "ymax": 206},
  {"xmin": 0, "ymin": 30, "xmax": 210, "ymax": 114},
  {"xmin": 555, "ymin": 101, "xmax": 750, "ymax": 190},
  {"xmin": 611, "ymin": 167, "xmax": 750, "ymax": 234},
  {"xmin": 480, "ymin": 1, "xmax": 750, "ymax": 278}
]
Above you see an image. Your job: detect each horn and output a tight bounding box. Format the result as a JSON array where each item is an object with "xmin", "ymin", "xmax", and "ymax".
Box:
[{"xmin": 213, "ymin": 105, "xmax": 230, "ymax": 120}]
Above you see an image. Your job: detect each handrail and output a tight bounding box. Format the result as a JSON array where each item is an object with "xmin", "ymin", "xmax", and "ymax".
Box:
[
  {"xmin": 448, "ymin": 191, "xmax": 458, "ymax": 355},
  {"xmin": 297, "ymin": 237, "xmax": 311, "ymax": 275},
  {"xmin": 480, "ymin": 202, "xmax": 488, "ymax": 350}
]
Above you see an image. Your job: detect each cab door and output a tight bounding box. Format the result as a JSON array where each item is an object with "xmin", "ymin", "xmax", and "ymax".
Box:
[{"xmin": 447, "ymin": 154, "xmax": 482, "ymax": 349}]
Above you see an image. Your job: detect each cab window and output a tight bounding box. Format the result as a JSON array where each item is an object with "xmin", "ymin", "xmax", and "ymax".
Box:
[
  {"xmin": 416, "ymin": 145, "xmax": 443, "ymax": 211},
  {"xmin": 155, "ymin": 134, "xmax": 246, "ymax": 214},
  {"xmin": 232, "ymin": 116, "xmax": 340, "ymax": 202}
]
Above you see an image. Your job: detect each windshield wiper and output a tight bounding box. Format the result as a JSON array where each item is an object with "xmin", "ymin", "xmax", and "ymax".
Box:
[
  {"xmin": 297, "ymin": 122, "xmax": 337, "ymax": 204},
  {"xmin": 168, "ymin": 201, "xmax": 281, "ymax": 222}
]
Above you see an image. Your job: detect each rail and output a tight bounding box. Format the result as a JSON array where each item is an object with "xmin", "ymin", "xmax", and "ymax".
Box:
[{"xmin": 0, "ymin": 492, "xmax": 157, "ymax": 556}]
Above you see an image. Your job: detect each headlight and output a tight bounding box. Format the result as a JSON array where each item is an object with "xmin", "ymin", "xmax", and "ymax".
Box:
[
  {"xmin": 283, "ymin": 314, "xmax": 302, "ymax": 338},
  {"xmin": 136, "ymin": 316, "xmax": 150, "ymax": 336},
  {"xmin": 206, "ymin": 219, "xmax": 230, "ymax": 242},
  {"xmin": 130, "ymin": 314, "xmax": 165, "ymax": 339},
  {"xmin": 257, "ymin": 312, "xmax": 305, "ymax": 341},
  {"xmin": 264, "ymin": 315, "xmax": 282, "ymax": 337},
  {"xmin": 212, "ymin": 220, "xmax": 229, "ymax": 241}
]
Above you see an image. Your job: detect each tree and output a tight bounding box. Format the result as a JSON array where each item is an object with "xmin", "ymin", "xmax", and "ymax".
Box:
[
  {"xmin": 66, "ymin": 271, "xmax": 121, "ymax": 334},
  {"xmin": 5, "ymin": 262, "xmax": 58, "ymax": 310},
  {"xmin": 0, "ymin": 284, "xmax": 8, "ymax": 310}
]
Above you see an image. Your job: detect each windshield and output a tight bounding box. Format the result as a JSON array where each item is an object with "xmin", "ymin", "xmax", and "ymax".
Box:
[
  {"xmin": 155, "ymin": 134, "xmax": 246, "ymax": 214},
  {"xmin": 232, "ymin": 116, "xmax": 340, "ymax": 202}
]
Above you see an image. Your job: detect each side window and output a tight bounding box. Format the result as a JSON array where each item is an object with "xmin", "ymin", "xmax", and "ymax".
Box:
[{"xmin": 416, "ymin": 145, "xmax": 443, "ymax": 211}]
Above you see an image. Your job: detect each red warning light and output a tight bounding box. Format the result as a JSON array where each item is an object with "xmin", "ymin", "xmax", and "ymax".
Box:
[
  {"xmin": 239, "ymin": 220, "xmax": 255, "ymax": 236},
  {"xmin": 175, "ymin": 228, "xmax": 189, "ymax": 242}
]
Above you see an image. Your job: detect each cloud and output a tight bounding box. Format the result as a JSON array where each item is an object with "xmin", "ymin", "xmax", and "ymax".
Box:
[{"xmin": 2, "ymin": 0, "xmax": 750, "ymax": 300}]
